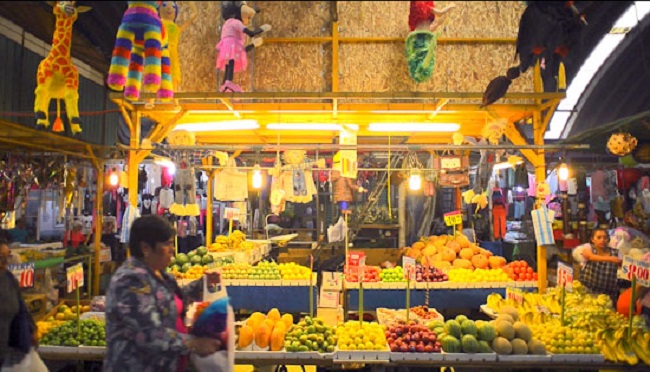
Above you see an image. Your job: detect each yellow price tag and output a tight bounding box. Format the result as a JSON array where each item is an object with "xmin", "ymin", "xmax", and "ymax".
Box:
[{"xmin": 444, "ymin": 211, "xmax": 462, "ymax": 226}]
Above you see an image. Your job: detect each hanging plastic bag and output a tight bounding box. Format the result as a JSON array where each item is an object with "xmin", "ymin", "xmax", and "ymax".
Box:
[
  {"xmin": 327, "ymin": 216, "xmax": 347, "ymax": 243},
  {"xmin": 1, "ymin": 349, "xmax": 49, "ymax": 372},
  {"xmin": 189, "ymin": 276, "xmax": 235, "ymax": 372}
]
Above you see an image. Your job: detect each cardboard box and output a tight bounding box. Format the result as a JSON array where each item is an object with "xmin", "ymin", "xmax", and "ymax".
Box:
[
  {"xmin": 23, "ymin": 293, "xmax": 48, "ymax": 318},
  {"xmin": 319, "ymin": 271, "xmax": 342, "ymax": 308}
]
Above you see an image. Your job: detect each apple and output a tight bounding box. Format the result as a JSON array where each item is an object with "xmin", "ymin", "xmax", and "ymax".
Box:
[
  {"xmin": 390, "ymin": 343, "xmax": 399, "ymax": 352},
  {"xmin": 402, "ymin": 334, "xmax": 411, "ymax": 343},
  {"xmin": 422, "ymin": 334, "xmax": 430, "ymax": 343},
  {"xmin": 416, "ymin": 344, "xmax": 425, "ymax": 353},
  {"xmin": 412, "ymin": 333, "xmax": 421, "ymax": 343},
  {"xmin": 433, "ymin": 345, "xmax": 441, "ymax": 352},
  {"xmin": 400, "ymin": 344, "xmax": 408, "ymax": 353},
  {"xmin": 390, "ymin": 332, "xmax": 398, "ymax": 340},
  {"xmin": 424, "ymin": 345, "xmax": 434, "ymax": 353},
  {"xmin": 387, "ymin": 337, "xmax": 395, "ymax": 344},
  {"xmin": 409, "ymin": 345, "xmax": 416, "ymax": 352}
]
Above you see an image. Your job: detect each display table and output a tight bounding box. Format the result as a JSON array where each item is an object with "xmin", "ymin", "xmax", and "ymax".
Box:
[{"xmin": 344, "ymin": 281, "xmax": 538, "ymax": 311}]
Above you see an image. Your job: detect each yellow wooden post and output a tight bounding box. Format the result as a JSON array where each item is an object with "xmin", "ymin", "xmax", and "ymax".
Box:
[
  {"xmin": 206, "ymin": 172, "xmax": 214, "ymax": 246},
  {"xmin": 126, "ymin": 110, "xmax": 141, "ymax": 257}
]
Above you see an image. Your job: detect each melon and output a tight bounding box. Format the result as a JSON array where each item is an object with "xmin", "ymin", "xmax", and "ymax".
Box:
[
  {"xmin": 477, "ymin": 322, "xmax": 496, "ymax": 342},
  {"xmin": 460, "ymin": 320, "xmax": 477, "ymax": 337},
  {"xmin": 455, "ymin": 315, "xmax": 468, "ymax": 323},
  {"xmin": 496, "ymin": 313, "xmax": 514, "ymax": 324},
  {"xmin": 492, "ymin": 337, "xmax": 512, "ymax": 355},
  {"xmin": 444, "ymin": 320, "xmax": 462, "ymax": 338},
  {"xmin": 441, "ymin": 335, "xmax": 461, "ymax": 353},
  {"xmin": 513, "ymin": 322, "xmax": 532, "ymax": 342},
  {"xmin": 527, "ymin": 338, "xmax": 547, "ymax": 355},
  {"xmin": 478, "ymin": 340, "xmax": 493, "ymax": 353},
  {"xmin": 498, "ymin": 305, "xmax": 520, "ymax": 321},
  {"xmin": 461, "ymin": 334, "xmax": 479, "ymax": 353},
  {"xmin": 495, "ymin": 320, "xmax": 515, "ymax": 340},
  {"xmin": 511, "ymin": 338, "xmax": 528, "ymax": 355}
]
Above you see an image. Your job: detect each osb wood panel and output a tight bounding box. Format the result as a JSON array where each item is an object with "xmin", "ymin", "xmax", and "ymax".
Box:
[
  {"xmin": 175, "ymin": 1, "xmax": 531, "ymax": 94},
  {"xmin": 338, "ymin": 1, "xmax": 525, "ymax": 39}
]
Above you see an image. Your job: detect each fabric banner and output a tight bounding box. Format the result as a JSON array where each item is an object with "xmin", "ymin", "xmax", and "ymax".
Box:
[{"xmin": 531, "ymin": 207, "xmax": 555, "ymax": 246}]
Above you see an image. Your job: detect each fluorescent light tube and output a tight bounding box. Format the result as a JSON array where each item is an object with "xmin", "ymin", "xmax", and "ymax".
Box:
[
  {"xmin": 175, "ymin": 120, "xmax": 259, "ymax": 132},
  {"xmin": 368, "ymin": 123, "xmax": 460, "ymax": 132},
  {"xmin": 266, "ymin": 123, "xmax": 359, "ymax": 131}
]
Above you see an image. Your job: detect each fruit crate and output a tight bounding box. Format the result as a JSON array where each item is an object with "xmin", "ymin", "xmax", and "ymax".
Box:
[
  {"xmin": 550, "ymin": 353, "xmax": 604, "ymax": 363},
  {"xmin": 441, "ymin": 351, "xmax": 497, "ymax": 362},
  {"xmin": 497, "ymin": 353, "xmax": 552, "ymax": 362},
  {"xmin": 77, "ymin": 345, "xmax": 107, "ymax": 358},
  {"xmin": 235, "ymin": 350, "xmax": 288, "ymax": 360},
  {"xmin": 334, "ymin": 350, "xmax": 391, "ymax": 362},
  {"xmin": 283, "ymin": 349, "xmax": 338, "ymax": 360},
  {"xmin": 390, "ymin": 351, "xmax": 444, "ymax": 362}
]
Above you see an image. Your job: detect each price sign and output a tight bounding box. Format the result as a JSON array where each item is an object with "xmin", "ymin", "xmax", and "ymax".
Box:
[
  {"xmin": 347, "ymin": 252, "xmax": 366, "ymax": 282},
  {"xmin": 66, "ymin": 263, "xmax": 84, "ymax": 293},
  {"xmin": 224, "ymin": 207, "xmax": 240, "ymax": 221},
  {"xmin": 622, "ymin": 256, "xmax": 650, "ymax": 287},
  {"xmin": 402, "ymin": 256, "xmax": 416, "ymax": 281},
  {"xmin": 505, "ymin": 287, "xmax": 524, "ymax": 304},
  {"xmin": 8, "ymin": 263, "xmax": 35, "ymax": 288},
  {"xmin": 443, "ymin": 211, "xmax": 462, "ymax": 226},
  {"xmin": 557, "ymin": 261, "xmax": 574, "ymax": 291}
]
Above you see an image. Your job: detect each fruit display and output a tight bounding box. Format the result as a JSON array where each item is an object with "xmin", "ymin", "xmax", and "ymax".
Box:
[
  {"xmin": 435, "ymin": 316, "xmax": 495, "ymax": 354},
  {"xmin": 491, "ymin": 309, "xmax": 548, "ymax": 356},
  {"xmin": 40, "ymin": 319, "xmax": 106, "ymax": 347},
  {"xmin": 222, "ymin": 263, "xmax": 251, "ymax": 279},
  {"xmin": 53, "ymin": 304, "xmax": 91, "ymax": 321},
  {"xmin": 345, "ymin": 265, "xmax": 381, "ymax": 282},
  {"xmin": 448, "ymin": 268, "xmax": 512, "ymax": 283},
  {"xmin": 377, "ymin": 306, "xmax": 443, "ymax": 327},
  {"xmin": 415, "ymin": 265, "xmax": 448, "ymax": 282},
  {"xmin": 284, "ymin": 316, "xmax": 337, "ymax": 353},
  {"xmin": 336, "ymin": 321, "xmax": 388, "ymax": 351},
  {"xmin": 237, "ymin": 308, "xmax": 293, "ymax": 351},
  {"xmin": 402, "ymin": 234, "xmax": 507, "ymax": 272},
  {"xmin": 278, "ymin": 262, "xmax": 312, "ymax": 280},
  {"xmin": 167, "ymin": 247, "xmax": 214, "ymax": 278},
  {"xmin": 248, "ymin": 261, "xmax": 282, "ymax": 280},
  {"xmin": 386, "ymin": 321, "xmax": 441, "ymax": 353},
  {"xmin": 501, "ymin": 260, "xmax": 538, "ymax": 281},
  {"xmin": 379, "ymin": 266, "xmax": 407, "ymax": 282},
  {"xmin": 209, "ymin": 231, "xmax": 255, "ymax": 252},
  {"xmin": 410, "ymin": 306, "xmax": 444, "ymax": 322}
]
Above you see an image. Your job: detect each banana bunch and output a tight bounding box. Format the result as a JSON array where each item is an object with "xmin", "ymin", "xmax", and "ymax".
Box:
[
  {"xmin": 229, "ymin": 230, "xmax": 246, "ymax": 250},
  {"xmin": 597, "ymin": 323, "xmax": 650, "ymax": 365},
  {"xmin": 520, "ymin": 310, "xmax": 554, "ymax": 325},
  {"xmin": 486, "ymin": 293, "xmax": 503, "ymax": 312}
]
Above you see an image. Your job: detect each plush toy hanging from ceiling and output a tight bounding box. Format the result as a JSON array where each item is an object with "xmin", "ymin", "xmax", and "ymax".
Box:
[
  {"xmin": 607, "ymin": 132, "xmax": 638, "ymax": 157},
  {"xmin": 34, "ymin": 1, "xmax": 91, "ymax": 135},
  {"xmin": 481, "ymin": 1, "xmax": 587, "ymax": 107},
  {"xmin": 158, "ymin": 1, "xmax": 198, "ymax": 91},
  {"xmin": 216, "ymin": 1, "xmax": 271, "ymax": 92},
  {"xmin": 164, "ymin": 130, "xmax": 216, "ymax": 216},
  {"xmin": 269, "ymin": 150, "xmax": 326, "ymax": 206},
  {"xmin": 405, "ymin": 1, "xmax": 456, "ymax": 84},
  {"xmin": 107, "ymin": 1, "xmax": 173, "ymax": 101}
]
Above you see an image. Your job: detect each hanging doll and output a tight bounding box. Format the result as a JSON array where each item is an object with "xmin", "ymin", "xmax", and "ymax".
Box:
[
  {"xmin": 216, "ymin": 1, "xmax": 271, "ymax": 92},
  {"xmin": 331, "ymin": 151, "xmax": 366, "ymax": 213},
  {"xmin": 269, "ymin": 150, "xmax": 326, "ymax": 207},
  {"xmin": 405, "ymin": 1, "xmax": 456, "ymax": 83},
  {"xmin": 107, "ymin": 1, "xmax": 173, "ymax": 100},
  {"xmin": 158, "ymin": 1, "xmax": 198, "ymax": 91}
]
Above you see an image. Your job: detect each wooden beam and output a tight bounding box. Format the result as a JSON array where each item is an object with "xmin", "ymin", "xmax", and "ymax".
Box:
[
  {"xmin": 119, "ymin": 104, "xmax": 134, "ymax": 133},
  {"xmin": 503, "ymin": 120, "xmax": 541, "ymax": 168},
  {"xmin": 428, "ymin": 98, "xmax": 450, "ymax": 120},
  {"xmin": 0, "ymin": 137, "xmax": 93, "ymax": 159},
  {"xmin": 262, "ymin": 36, "xmax": 516, "ymax": 44}
]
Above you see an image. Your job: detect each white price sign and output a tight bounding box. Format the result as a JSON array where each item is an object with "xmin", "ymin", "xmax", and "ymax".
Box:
[
  {"xmin": 557, "ymin": 261, "xmax": 574, "ymax": 291},
  {"xmin": 622, "ymin": 256, "xmax": 650, "ymax": 287},
  {"xmin": 402, "ymin": 256, "xmax": 416, "ymax": 281},
  {"xmin": 8, "ymin": 263, "xmax": 35, "ymax": 288},
  {"xmin": 66, "ymin": 263, "xmax": 84, "ymax": 293},
  {"xmin": 224, "ymin": 207, "xmax": 240, "ymax": 221}
]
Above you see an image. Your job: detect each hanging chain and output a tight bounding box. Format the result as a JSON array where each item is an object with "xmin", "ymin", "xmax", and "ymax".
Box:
[{"xmin": 425, "ymin": 280, "xmax": 430, "ymax": 307}]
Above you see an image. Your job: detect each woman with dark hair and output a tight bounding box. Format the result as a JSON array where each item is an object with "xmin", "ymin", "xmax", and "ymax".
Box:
[
  {"xmin": 578, "ymin": 228, "xmax": 622, "ymax": 306},
  {"xmin": 103, "ymin": 215, "xmax": 221, "ymax": 371}
]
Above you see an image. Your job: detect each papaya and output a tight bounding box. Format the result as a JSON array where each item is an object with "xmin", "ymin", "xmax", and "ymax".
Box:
[
  {"xmin": 281, "ymin": 313, "xmax": 294, "ymax": 328},
  {"xmin": 254, "ymin": 322, "xmax": 272, "ymax": 349},
  {"xmin": 246, "ymin": 312, "xmax": 266, "ymax": 330},
  {"xmin": 270, "ymin": 326, "xmax": 286, "ymax": 351},
  {"xmin": 238, "ymin": 325, "xmax": 254, "ymax": 349},
  {"xmin": 267, "ymin": 308, "xmax": 282, "ymax": 322}
]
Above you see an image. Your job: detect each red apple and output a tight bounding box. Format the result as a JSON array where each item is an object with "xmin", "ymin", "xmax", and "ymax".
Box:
[
  {"xmin": 400, "ymin": 344, "xmax": 409, "ymax": 353},
  {"xmin": 424, "ymin": 345, "xmax": 434, "ymax": 353},
  {"xmin": 412, "ymin": 333, "xmax": 421, "ymax": 343},
  {"xmin": 416, "ymin": 344, "xmax": 425, "ymax": 353},
  {"xmin": 433, "ymin": 345, "xmax": 441, "ymax": 353},
  {"xmin": 390, "ymin": 343, "xmax": 399, "ymax": 352},
  {"xmin": 387, "ymin": 337, "xmax": 395, "ymax": 344}
]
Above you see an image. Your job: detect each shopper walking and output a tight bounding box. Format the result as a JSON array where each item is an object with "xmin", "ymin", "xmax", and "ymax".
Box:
[
  {"xmin": 103, "ymin": 215, "xmax": 221, "ymax": 372},
  {"xmin": 0, "ymin": 239, "xmax": 38, "ymax": 369}
]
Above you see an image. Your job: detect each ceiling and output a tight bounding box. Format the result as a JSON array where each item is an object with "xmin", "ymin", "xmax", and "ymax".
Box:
[{"xmin": 0, "ymin": 1, "xmax": 647, "ymax": 155}]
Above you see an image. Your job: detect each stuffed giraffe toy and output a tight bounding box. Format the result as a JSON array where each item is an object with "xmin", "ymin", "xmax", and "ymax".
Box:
[
  {"xmin": 34, "ymin": 1, "xmax": 91, "ymax": 135},
  {"xmin": 107, "ymin": 1, "xmax": 173, "ymax": 101}
]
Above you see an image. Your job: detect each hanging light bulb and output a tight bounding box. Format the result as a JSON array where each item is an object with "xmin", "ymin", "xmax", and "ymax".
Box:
[
  {"xmin": 558, "ymin": 163, "xmax": 569, "ymax": 181},
  {"xmin": 109, "ymin": 169, "xmax": 119, "ymax": 187},
  {"xmin": 252, "ymin": 164, "xmax": 263, "ymax": 189},
  {"xmin": 409, "ymin": 169, "xmax": 422, "ymax": 191}
]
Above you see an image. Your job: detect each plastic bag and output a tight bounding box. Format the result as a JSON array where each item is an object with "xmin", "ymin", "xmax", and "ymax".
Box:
[
  {"xmin": 189, "ymin": 276, "xmax": 235, "ymax": 372},
  {"xmin": 327, "ymin": 216, "xmax": 347, "ymax": 243},
  {"xmin": 1, "ymin": 349, "xmax": 48, "ymax": 372}
]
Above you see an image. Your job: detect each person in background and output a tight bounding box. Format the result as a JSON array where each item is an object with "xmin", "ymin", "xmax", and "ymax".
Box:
[
  {"xmin": 578, "ymin": 228, "xmax": 622, "ymax": 306},
  {"xmin": 63, "ymin": 219, "xmax": 86, "ymax": 248},
  {"xmin": 0, "ymin": 239, "xmax": 37, "ymax": 369},
  {"xmin": 103, "ymin": 215, "xmax": 221, "ymax": 372}
]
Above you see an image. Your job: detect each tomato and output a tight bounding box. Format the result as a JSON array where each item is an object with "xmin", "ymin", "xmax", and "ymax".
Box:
[
  {"xmin": 514, "ymin": 267, "xmax": 521, "ymax": 275},
  {"xmin": 532, "ymin": 273, "xmax": 538, "ymax": 280},
  {"xmin": 526, "ymin": 267, "xmax": 534, "ymax": 274},
  {"xmin": 518, "ymin": 273, "xmax": 526, "ymax": 281},
  {"xmin": 525, "ymin": 272, "xmax": 533, "ymax": 280},
  {"xmin": 510, "ymin": 274, "xmax": 518, "ymax": 281}
]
